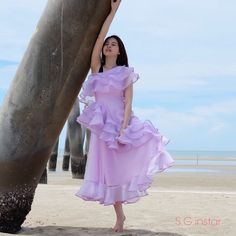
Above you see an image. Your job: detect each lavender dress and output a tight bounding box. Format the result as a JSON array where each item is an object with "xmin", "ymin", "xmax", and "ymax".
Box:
[{"xmin": 75, "ymin": 65, "xmax": 174, "ymax": 205}]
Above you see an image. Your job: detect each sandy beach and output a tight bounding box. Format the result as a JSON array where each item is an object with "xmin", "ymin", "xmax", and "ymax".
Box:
[{"xmin": 1, "ymin": 159, "xmax": 236, "ymax": 236}]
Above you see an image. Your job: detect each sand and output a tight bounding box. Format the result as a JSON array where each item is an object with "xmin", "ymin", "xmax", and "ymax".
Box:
[{"xmin": 1, "ymin": 161, "xmax": 236, "ymax": 236}]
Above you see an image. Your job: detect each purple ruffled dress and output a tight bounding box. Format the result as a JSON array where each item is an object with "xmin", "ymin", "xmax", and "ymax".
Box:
[{"xmin": 75, "ymin": 65, "xmax": 174, "ymax": 206}]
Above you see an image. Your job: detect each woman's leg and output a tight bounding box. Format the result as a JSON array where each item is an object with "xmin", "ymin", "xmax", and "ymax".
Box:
[{"xmin": 112, "ymin": 201, "xmax": 126, "ymax": 232}]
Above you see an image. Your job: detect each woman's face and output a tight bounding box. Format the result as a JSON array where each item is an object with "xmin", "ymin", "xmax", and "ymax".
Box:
[{"xmin": 103, "ymin": 38, "xmax": 120, "ymax": 58}]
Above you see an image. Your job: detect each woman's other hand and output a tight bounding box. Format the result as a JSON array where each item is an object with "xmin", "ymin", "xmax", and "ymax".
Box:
[{"xmin": 119, "ymin": 127, "xmax": 125, "ymax": 137}]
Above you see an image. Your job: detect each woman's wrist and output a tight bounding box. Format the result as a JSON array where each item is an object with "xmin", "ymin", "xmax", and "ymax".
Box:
[
  {"xmin": 121, "ymin": 124, "xmax": 127, "ymax": 129},
  {"xmin": 111, "ymin": 0, "xmax": 121, "ymax": 15}
]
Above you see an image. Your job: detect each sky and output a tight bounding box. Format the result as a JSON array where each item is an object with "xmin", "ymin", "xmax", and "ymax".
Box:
[{"xmin": 0, "ymin": 0, "xmax": 236, "ymax": 151}]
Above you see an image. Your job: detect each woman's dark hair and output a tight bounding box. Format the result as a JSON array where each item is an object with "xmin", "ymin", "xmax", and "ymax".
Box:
[{"xmin": 101, "ymin": 35, "xmax": 129, "ymax": 67}]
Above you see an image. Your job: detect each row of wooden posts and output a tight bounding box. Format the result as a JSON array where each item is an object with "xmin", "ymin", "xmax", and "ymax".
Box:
[{"xmin": 40, "ymin": 97, "xmax": 90, "ymax": 183}]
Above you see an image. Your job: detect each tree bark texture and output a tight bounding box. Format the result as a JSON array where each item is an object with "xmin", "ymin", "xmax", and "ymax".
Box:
[{"xmin": 0, "ymin": 0, "xmax": 110, "ymax": 233}]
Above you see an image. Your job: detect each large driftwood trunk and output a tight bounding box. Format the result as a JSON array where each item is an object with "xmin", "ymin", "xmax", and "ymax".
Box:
[{"xmin": 0, "ymin": 0, "xmax": 110, "ymax": 233}]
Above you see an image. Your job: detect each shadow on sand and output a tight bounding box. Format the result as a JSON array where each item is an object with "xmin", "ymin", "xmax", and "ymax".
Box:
[{"xmin": 18, "ymin": 226, "xmax": 185, "ymax": 236}]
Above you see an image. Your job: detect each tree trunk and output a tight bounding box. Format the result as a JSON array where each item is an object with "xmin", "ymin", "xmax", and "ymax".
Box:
[{"xmin": 0, "ymin": 0, "xmax": 110, "ymax": 233}]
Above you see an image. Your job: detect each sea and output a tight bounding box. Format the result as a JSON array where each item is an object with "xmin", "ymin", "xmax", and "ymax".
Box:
[
  {"xmin": 55, "ymin": 149, "xmax": 236, "ymax": 174},
  {"xmin": 169, "ymin": 150, "xmax": 236, "ymax": 159},
  {"xmin": 168, "ymin": 150, "xmax": 236, "ymax": 173}
]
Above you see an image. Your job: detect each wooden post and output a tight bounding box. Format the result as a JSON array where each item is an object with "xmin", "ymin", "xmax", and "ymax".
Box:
[
  {"xmin": 48, "ymin": 138, "xmax": 59, "ymax": 171},
  {"xmin": 62, "ymin": 128, "xmax": 70, "ymax": 171}
]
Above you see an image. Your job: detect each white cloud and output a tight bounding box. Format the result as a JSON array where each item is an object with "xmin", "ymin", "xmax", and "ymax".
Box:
[
  {"xmin": 116, "ymin": 0, "xmax": 236, "ymax": 39},
  {"xmin": 192, "ymin": 99, "xmax": 236, "ymax": 116},
  {"xmin": 133, "ymin": 62, "xmax": 236, "ymax": 93},
  {"xmin": 133, "ymin": 98, "xmax": 236, "ymax": 150},
  {"xmin": 135, "ymin": 99, "xmax": 236, "ymax": 130}
]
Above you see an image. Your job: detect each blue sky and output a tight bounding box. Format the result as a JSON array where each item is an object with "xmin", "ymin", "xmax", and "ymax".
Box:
[{"xmin": 0, "ymin": 0, "xmax": 236, "ymax": 151}]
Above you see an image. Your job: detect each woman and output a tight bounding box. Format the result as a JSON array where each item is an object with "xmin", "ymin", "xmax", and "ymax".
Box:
[{"xmin": 75, "ymin": 0, "xmax": 174, "ymax": 232}]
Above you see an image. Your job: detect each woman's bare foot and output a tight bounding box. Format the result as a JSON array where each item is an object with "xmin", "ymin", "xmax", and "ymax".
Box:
[{"xmin": 112, "ymin": 215, "xmax": 126, "ymax": 232}]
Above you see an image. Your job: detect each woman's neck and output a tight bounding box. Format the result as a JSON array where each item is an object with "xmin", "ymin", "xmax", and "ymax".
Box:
[{"xmin": 104, "ymin": 57, "xmax": 117, "ymax": 70}]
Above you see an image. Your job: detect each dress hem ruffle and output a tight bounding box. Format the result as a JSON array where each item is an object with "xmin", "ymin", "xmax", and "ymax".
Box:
[{"xmin": 75, "ymin": 151, "xmax": 175, "ymax": 206}]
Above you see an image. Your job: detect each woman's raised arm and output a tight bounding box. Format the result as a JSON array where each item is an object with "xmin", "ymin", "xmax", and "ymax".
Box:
[{"xmin": 90, "ymin": 0, "xmax": 121, "ymax": 73}]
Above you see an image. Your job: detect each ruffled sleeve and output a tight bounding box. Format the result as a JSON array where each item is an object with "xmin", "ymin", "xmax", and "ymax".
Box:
[
  {"xmin": 78, "ymin": 75, "xmax": 95, "ymax": 106},
  {"xmin": 104, "ymin": 66, "xmax": 140, "ymax": 89},
  {"xmin": 124, "ymin": 69, "xmax": 140, "ymax": 88}
]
